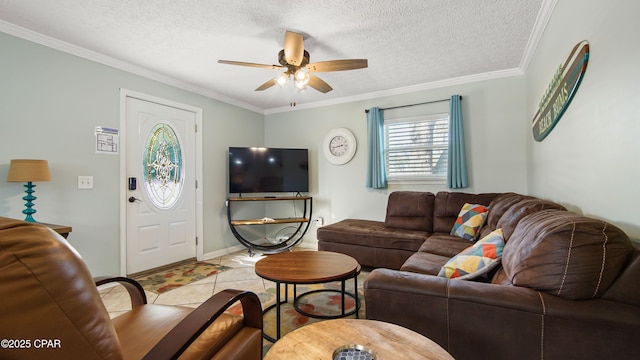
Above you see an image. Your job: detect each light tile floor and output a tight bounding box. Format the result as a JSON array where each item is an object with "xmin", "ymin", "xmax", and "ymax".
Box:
[
  {"xmin": 98, "ymin": 248, "xmax": 305, "ymax": 318},
  {"xmin": 98, "ymin": 247, "xmax": 368, "ymax": 358}
]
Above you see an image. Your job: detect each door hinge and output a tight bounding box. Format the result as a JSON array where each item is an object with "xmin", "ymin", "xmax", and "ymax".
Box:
[
  {"xmin": 195, "ymin": 180, "xmax": 198, "ymax": 189},
  {"xmin": 195, "ymin": 236, "xmax": 198, "ymax": 245},
  {"xmin": 195, "ymin": 124, "xmax": 198, "ymax": 133}
]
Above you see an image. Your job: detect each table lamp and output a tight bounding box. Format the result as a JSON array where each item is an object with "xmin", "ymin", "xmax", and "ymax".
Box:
[{"xmin": 6, "ymin": 159, "xmax": 51, "ymax": 222}]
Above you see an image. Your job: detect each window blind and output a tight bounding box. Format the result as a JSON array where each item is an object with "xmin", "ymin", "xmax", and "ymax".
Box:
[{"xmin": 384, "ymin": 113, "xmax": 449, "ymax": 180}]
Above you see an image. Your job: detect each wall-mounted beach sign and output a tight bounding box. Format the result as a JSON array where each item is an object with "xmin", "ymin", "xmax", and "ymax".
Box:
[{"xmin": 532, "ymin": 40, "xmax": 589, "ymax": 142}]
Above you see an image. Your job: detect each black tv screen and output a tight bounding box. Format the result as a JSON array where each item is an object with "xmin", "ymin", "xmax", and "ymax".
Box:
[{"xmin": 228, "ymin": 147, "xmax": 309, "ymax": 194}]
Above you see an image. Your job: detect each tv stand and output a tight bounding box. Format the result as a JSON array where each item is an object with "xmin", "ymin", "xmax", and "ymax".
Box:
[{"xmin": 226, "ymin": 196, "xmax": 313, "ymax": 255}]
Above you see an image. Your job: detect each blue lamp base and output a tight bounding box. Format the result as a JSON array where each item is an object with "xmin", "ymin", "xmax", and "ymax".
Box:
[{"xmin": 21, "ymin": 181, "xmax": 38, "ymax": 223}]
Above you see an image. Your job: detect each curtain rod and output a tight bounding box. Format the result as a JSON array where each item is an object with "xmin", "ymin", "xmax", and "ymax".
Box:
[{"xmin": 364, "ymin": 96, "xmax": 461, "ymax": 113}]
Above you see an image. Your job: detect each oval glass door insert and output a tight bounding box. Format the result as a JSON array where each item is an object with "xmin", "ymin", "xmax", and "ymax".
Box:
[{"xmin": 143, "ymin": 123, "xmax": 184, "ymax": 209}]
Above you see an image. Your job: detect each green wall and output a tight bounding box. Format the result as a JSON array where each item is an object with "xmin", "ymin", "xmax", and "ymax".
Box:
[
  {"xmin": 265, "ymin": 75, "xmax": 529, "ymax": 246},
  {"xmin": 0, "ymin": 31, "xmax": 263, "ymax": 275},
  {"xmin": 525, "ymin": 0, "xmax": 640, "ymax": 241}
]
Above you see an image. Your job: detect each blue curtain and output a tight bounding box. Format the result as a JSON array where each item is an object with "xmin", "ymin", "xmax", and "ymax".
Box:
[
  {"xmin": 447, "ymin": 95, "xmax": 468, "ymax": 188},
  {"xmin": 366, "ymin": 107, "xmax": 387, "ymax": 189}
]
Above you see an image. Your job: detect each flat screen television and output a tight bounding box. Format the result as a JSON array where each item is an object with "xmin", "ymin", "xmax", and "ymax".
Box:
[{"xmin": 228, "ymin": 147, "xmax": 309, "ymax": 194}]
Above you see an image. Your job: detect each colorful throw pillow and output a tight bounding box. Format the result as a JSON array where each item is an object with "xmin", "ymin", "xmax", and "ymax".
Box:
[
  {"xmin": 450, "ymin": 203, "xmax": 490, "ymax": 241},
  {"xmin": 438, "ymin": 228, "xmax": 505, "ymax": 280}
]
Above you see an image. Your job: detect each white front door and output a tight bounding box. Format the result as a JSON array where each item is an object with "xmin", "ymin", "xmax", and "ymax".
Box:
[{"xmin": 124, "ymin": 95, "xmax": 197, "ymax": 274}]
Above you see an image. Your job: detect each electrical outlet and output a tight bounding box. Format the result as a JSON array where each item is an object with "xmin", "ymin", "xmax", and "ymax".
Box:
[
  {"xmin": 315, "ymin": 217, "xmax": 324, "ymax": 227},
  {"xmin": 78, "ymin": 176, "xmax": 93, "ymax": 189}
]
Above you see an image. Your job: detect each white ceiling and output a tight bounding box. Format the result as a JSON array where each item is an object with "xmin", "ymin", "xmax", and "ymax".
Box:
[{"xmin": 0, "ymin": 0, "xmax": 550, "ymax": 113}]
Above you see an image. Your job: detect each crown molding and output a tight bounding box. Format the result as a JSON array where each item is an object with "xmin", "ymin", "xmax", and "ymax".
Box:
[
  {"xmin": 0, "ymin": 20, "xmax": 264, "ymax": 114},
  {"xmin": 264, "ymin": 67, "xmax": 524, "ymax": 115},
  {"xmin": 519, "ymin": 0, "xmax": 558, "ymax": 72}
]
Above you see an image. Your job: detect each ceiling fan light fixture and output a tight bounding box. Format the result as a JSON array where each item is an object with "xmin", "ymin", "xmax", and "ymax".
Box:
[
  {"xmin": 294, "ymin": 69, "xmax": 310, "ymax": 90},
  {"xmin": 294, "ymin": 80, "xmax": 306, "ymax": 91},
  {"xmin": 294, "ymin": 69, "xmax": 308, "ymax": 81},
  {"xmin": 276, "ymin": 73, "xmax": 289, "ymax": 87},
  {"xmin": 218, "ymin": 30, "xmax": 368, "ymax": 101}
]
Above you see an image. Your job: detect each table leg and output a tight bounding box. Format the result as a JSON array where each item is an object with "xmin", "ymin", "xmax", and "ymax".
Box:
[
  {"xmin": 354, "ymin": 273, "xmax": 359, "ymax": 319},
  {"xmin": 276, "ymin": 281, "xmax": 281, "ymax": 340},
  {"xmin": 341, "ymin": 280, "xmax": 346, "ymax": 316}
]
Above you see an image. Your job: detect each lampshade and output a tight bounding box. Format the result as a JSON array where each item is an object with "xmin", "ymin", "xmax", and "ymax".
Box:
[{"xmin": 7, "ymin": 159, "xmax": 51, "ymax": 182}]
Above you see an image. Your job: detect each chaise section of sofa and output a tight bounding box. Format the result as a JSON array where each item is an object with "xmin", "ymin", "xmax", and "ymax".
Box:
[
  {"xmin": 318, "ymin": 191, "xmax": 434, "ymax": 269},
  {"xmin": 316, "ymin": 218, "xmax": 429, "ymax": 270}
]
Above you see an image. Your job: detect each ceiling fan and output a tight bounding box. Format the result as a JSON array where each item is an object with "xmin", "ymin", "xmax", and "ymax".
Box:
[{"xmin": 218, "ymin": 31, "xmax": 368, "ymax": 95}]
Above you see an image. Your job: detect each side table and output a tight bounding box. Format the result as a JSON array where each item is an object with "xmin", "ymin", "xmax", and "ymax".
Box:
[
  {"xmin": 264, "ymin": 319, "xmax": 454, "ymax": 360},
  {"xmin": 255, "ymin": 251, "xmax": 361, "ymax": 342},
  {"xmin": 41, "ymin": 222, "xmax": 72, "ymax": 239}
]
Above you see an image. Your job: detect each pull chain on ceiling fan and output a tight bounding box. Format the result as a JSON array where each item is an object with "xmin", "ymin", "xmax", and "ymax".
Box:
[{"xmin": 218, "ymin": 30, "xmax": 368, "ymax": 103}]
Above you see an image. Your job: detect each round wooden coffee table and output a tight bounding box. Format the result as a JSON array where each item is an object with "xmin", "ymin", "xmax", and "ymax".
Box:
[
  {"xmin": 255, "ymin": 251, "xmax": 361, "ymax": 342},
  {"xmin": 264, "ymin": 319, "xmax": 454, "ymax": 360}
]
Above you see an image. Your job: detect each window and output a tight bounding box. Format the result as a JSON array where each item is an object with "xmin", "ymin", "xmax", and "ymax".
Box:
[{"xmin": 384, "ymin": 113, "xmax": 449, "ymax": 182}]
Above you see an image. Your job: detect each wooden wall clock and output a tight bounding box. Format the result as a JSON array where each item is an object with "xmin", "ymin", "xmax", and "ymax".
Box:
[{"xmin": 323, "ymin": 127, "xmax": 356, "ymax": 165}]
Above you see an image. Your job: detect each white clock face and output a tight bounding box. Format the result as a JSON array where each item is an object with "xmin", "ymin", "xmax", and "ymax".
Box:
[
  {"xmin": 329, "ymin": 135, "xmax": 349, "ymax": 156},
  {"xmin": 323, "ymin": 128, "xmax": 356, "ymax": 165}
]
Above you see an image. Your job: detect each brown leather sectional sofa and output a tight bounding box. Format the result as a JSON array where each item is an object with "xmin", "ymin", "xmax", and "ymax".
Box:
[{"xmin": 317, "ymin": 191, "xmax": 640, "ymax": 360}]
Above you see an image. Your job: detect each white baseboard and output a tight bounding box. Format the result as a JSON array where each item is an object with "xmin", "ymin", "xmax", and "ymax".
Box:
[{"xmin": 203, "ymin": 245, "xmax": 247, "ymax": 260}]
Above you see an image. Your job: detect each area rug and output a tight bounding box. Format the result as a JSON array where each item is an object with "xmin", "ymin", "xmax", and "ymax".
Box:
[
  {"xmin": 226, "ymin": 271, "xmax": 368, "ymax": 356},
  {"xmin": 133, "ymin": 261, "xmax": 231, "ymax": 293},
  {"xmin": 261, "ymin": 280, "xmax": 366, "ymax": 337}
]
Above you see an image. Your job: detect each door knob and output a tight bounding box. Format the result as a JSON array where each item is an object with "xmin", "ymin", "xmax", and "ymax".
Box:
[{"xmin": 128, "ymin": 196, "xmax": 142, "ymax": 203}]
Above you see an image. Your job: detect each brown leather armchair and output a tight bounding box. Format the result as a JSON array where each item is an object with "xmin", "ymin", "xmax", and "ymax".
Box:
[{"xmin": 0, "ymin": 217, "xmax": 263, "ymax": 360}]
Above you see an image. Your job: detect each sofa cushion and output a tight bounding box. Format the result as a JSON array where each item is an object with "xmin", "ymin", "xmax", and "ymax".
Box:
[
  {"xmin": 438, "ymin": 228, "xmax": 504, "ymax": 280},
  {"xmin": 497, "ymin": 198, "xmax": 566, "ymax": 241},
  {"xmin": 490, "ymin": 267, "xmax": 513, "ymax": 285},
  {"xmin": 450, "ymin": 203, "xmax": 489, "ymax": 241},
  {"xmin": 478, "ymin": 193, "xmax": 533, "ymax": 238},
  {"xmin": 400, "ymin": 251, "xmax": 451, "ymax": 275},
  {"xmin": 433, "ymin": 192, "xmax": 498, "ymax": 233},
  {"xmin": 601, "ymin": 244, "xmax": 640, "ymax": 306},
  {"xmin": 502, "ymin": 209, "xmax": 634, "ymax": 300},
  {"xmin": 384, "ymin": 191, "xmax": 435, "ymax": 232},
  {"xmin": 418, "ymin": 233, "xmax": 473, "ymax": 258}
]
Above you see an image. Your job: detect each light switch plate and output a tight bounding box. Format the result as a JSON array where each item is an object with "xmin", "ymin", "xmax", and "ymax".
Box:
[{"xmin": 78, "ymin": 176, "xmax": 93, "ymax": 189}]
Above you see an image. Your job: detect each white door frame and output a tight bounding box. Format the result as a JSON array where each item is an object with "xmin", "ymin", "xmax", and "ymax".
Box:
[{"xmin": 119, "ymin": 89, "xmax": 204, "ymax": 276}]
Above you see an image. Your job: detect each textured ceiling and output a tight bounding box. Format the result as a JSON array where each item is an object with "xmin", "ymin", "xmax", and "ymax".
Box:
[{"xmin": 0, "ymin": 0, "xmax": 546, "ymax": 113}]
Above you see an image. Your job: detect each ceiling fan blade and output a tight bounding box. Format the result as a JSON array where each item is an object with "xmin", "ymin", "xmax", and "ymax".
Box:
[
  {"xmin": 307, "ymin": 74, "xmax": 333, "ymax": 93},
  {"xmin": 255, "ymin": 78, "xmax": 277, "ymax": 91},
  {"xmin": 306, "ymin": 59, "xmax": 368, "ymax": 72},
  {"xmin": 218, "ymin": 60, "xmax": 283, "ymax": 70},
  {"xmin": 283, "ymin": 31, "xmax": 304, "ymax": 66}
]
